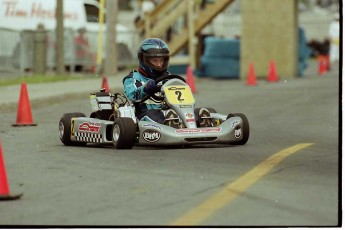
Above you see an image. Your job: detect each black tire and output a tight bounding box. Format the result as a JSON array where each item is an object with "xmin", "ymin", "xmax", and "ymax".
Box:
[
  {"xmin": 112, "ymin": 118, "xmax": 137, "ymax": 149},
  {"xmin": 230, "ymin": 113, "xmax": 249, "ymax": 145},
  {"xmin": 59, "ymin": 112, "xmax": 87, "ymax": 146}
]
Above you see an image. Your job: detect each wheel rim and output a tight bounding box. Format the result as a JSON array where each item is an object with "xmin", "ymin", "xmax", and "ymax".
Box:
[
  {"xmin": 234, "ymin": 127, "xmax": 242, "ymax": 139},
  {"xmin": 58, "ymin": 122, "xmax": 64, "ymax": 139},
  {"xmin": 113, "ymin": 124, "xmax": 120, "ymax": 142}
]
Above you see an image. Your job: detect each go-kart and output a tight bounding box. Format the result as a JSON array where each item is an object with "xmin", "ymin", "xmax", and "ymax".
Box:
[{"xmin": 58, "ymin": 74, "xmax": 249, "ymax": 149}]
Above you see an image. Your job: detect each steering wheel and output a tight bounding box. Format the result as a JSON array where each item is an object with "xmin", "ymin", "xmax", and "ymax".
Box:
[{"xmin": 140, "ymin": 74, "xmax": 186, "ymax": 102}]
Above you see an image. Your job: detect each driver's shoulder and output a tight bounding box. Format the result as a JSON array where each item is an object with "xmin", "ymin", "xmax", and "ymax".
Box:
[{"xmin": 123, "ymin": 70, "xmax": 143, "ymax": 83}]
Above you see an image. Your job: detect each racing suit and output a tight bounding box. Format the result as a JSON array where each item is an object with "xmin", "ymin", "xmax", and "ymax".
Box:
[{"xmin": 123, "ymin": 69, "xmax": 166, "ymax": 123}]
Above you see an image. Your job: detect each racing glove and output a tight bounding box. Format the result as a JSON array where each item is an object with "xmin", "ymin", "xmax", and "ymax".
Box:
[{"xmin": 143, "ymin": 79, "xmax": 160, "ymax": 94}]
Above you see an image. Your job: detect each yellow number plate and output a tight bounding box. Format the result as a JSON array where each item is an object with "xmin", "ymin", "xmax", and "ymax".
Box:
[{"xmin": 163, "ymin": 85, "xmax": 195, "ymax": 105}]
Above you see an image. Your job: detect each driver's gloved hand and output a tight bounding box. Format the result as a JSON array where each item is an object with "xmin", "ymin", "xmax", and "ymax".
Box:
[{"xmin": 144, "ymin": 79, "xmax": 160, "ymax": 94}]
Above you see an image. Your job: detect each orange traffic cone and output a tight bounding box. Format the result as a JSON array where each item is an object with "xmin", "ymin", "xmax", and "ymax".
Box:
[
  {"xmin": 101, "ymin": 75, "xmax": 110, "ymax": 92},
  {"xmin": 0, "ymin": 143, "xmax": 22, "ymax": 200},
  {"xmin": 186, "ymin": 66, "xmax": 197, "ymax": 93},
  {"xmin": 318, "ymin": 55, "xmax": 327, "ymax": 75},
  {"xmin": 12, "ymin": 83, "xmax": 37, "ymax": 126},
  {"xmin": 267, "ymin": 61, "xmax": 279, "ymax": 82},
  {"xmin": 325, "ymin": 55, "xmax": 331, "ymax": 71},
  {"xmin": 246, "ymin": 63, "xmax": 257, "ymax": 86}
]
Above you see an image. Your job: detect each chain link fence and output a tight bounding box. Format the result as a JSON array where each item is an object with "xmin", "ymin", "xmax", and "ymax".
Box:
[
  {"xmin": 0, "ymin": 28, "xmax": 21, "ymax": 73},
  {"xmin": 0, "ymin": 27, "xmax": 138, "ymax": 74}
]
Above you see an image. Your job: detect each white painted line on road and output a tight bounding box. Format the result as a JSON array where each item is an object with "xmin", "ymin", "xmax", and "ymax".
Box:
[{"xmin": 170, "ymin": 143, "xmax": 314, "ymax": 226}]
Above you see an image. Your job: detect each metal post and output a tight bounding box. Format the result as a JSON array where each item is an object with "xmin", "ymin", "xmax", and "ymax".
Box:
[
  {"xmin": 56, "ymin": 0, "xmax": 64, "ymax": 75},
  {"xmin": 105, "ymin": 0, "xmax": 118, "ymax": 75},
  {"xmin": 19, "ymin": 32, "xmax": 25, "ymax": 74},
  {"xmin": 33, "ymin": 24, "xmax": 47, "ymax": 75},
  {"xmin": 97, "ymin": 0, "xmax": 105, "ymax": 74},
  {"xmin": 188, "ymin": 0, "xmax": 196, "ymax": 69},
  {"xmin": 144, "ymin": 12, "xmax": 151, "ymax": 38}
]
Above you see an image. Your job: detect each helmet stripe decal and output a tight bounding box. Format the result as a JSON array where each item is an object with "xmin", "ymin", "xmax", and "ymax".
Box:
[{"xmin": 142, "ymin": 44, "xmax": 168, "ymax": 50}]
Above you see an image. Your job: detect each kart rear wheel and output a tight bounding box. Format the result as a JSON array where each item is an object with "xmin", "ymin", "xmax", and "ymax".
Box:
[
  {"xmin": 112, "ymin": 118, "xmax": 137, "ymax": 149},
  {"xmin": 229, "ymin": 113, "xmax": 249, "ymax": 145},
  {"xmin": 59, "ymin": 112, "xmax": 87, "ymax": 146}
]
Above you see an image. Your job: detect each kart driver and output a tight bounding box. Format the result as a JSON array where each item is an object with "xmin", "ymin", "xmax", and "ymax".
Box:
[{"xmin": 123, "ymin": 38, "xmax": 213, "ymax": 128}]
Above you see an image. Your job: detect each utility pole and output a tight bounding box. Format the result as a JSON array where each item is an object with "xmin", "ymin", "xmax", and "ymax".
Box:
[
  {"xmin": 97, "ymin": 0, "xmax": 105, "ymax": 74},
  {"xmin": 105, "ymin": 0, "xmax": 118, "ymax": 75},
  {"xmin": 56, "ymin": 0, "xmax": 64, "ymax": 75},
  {"xmin": 188, "ymin": 0, "xmax": 196, "ymax": 70}
]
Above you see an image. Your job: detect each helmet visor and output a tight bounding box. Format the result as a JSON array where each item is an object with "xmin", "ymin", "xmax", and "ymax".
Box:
[{"xmin": 143, "ymin": 52, "xmax": 169, "ymax": 72}]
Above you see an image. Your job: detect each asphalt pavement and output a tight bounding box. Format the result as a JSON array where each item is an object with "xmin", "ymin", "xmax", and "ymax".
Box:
[{"xmin": 0, "ymin": 58, "xmax": 340, "ymax": 226}]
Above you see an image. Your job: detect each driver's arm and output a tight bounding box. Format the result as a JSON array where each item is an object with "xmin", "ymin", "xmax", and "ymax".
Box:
[{"xmin": 123, "ymin": 76, "xmax": 147, "ymax": 102}]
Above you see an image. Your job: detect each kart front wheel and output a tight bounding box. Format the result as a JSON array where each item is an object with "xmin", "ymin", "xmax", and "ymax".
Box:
[
  {"xmin": 112, "ymin": 118, "xmax": 137, "ymax": 149},
  {"xmin": 229, "ymin": 113, "xmax": 249, "ymax": 145},
  {"xmin": 59, "ymin": 112, "xmax": 87, "ymax": 146}
]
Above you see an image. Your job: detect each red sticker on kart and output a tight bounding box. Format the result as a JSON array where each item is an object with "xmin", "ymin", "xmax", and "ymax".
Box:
[
  {"xmin": 185, "ymin": 113, "xmax": 194, "ymax": 118},
  {"xmin": 78, "ymin": 122, "xmax": 101, "ymax": 133},
  {"xmin": 175, "ymin": 127, "xmax": 222, "ymax": 134}
]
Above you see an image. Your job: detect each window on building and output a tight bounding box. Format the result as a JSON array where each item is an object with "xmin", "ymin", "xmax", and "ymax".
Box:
[{"xmin": 84, "ymin": 4, "xmax": 107, "ymax": 23}]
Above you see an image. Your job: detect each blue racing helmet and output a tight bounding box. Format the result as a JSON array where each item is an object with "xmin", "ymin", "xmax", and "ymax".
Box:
[{"xmin": 137, "ymin": 38, "xmax": 170, "ymax": 78}]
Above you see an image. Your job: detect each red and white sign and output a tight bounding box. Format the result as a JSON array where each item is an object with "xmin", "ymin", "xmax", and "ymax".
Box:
[
  {"xmin": 0, "ymin": 0, "xmax": 80, "ymax": 30},
  {"xmin": 78, "ymin": 122, "xmax": 101, "ymax": 133},
  {"xmin": 175, "ymin": 127, "xmax": 222, "ymax": 134}
]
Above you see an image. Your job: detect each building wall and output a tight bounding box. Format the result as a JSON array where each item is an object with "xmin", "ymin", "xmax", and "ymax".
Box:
[{"xmin": 240, "ymin": 0, "xmax": 298, "ymax": 79}]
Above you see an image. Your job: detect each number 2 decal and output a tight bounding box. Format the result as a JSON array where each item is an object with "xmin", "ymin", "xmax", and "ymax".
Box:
[
  {"xmin": 175, "ymin": 91, "xmax": 184, "ymax": 101},
  {"xmin": 164, "ymin": 85, "xmax": 195, "ymax": 104}
]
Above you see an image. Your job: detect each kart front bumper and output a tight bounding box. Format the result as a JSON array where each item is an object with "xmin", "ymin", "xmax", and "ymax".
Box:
[{"xmin": 138, "ymin": 116, "xmax": 244, "ymax": 145}]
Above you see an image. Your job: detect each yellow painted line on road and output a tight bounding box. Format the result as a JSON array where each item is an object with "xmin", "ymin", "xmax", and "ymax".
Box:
[{"xmin": 170, "ymin": 143, "xmax": 314, "ymax": 226}]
